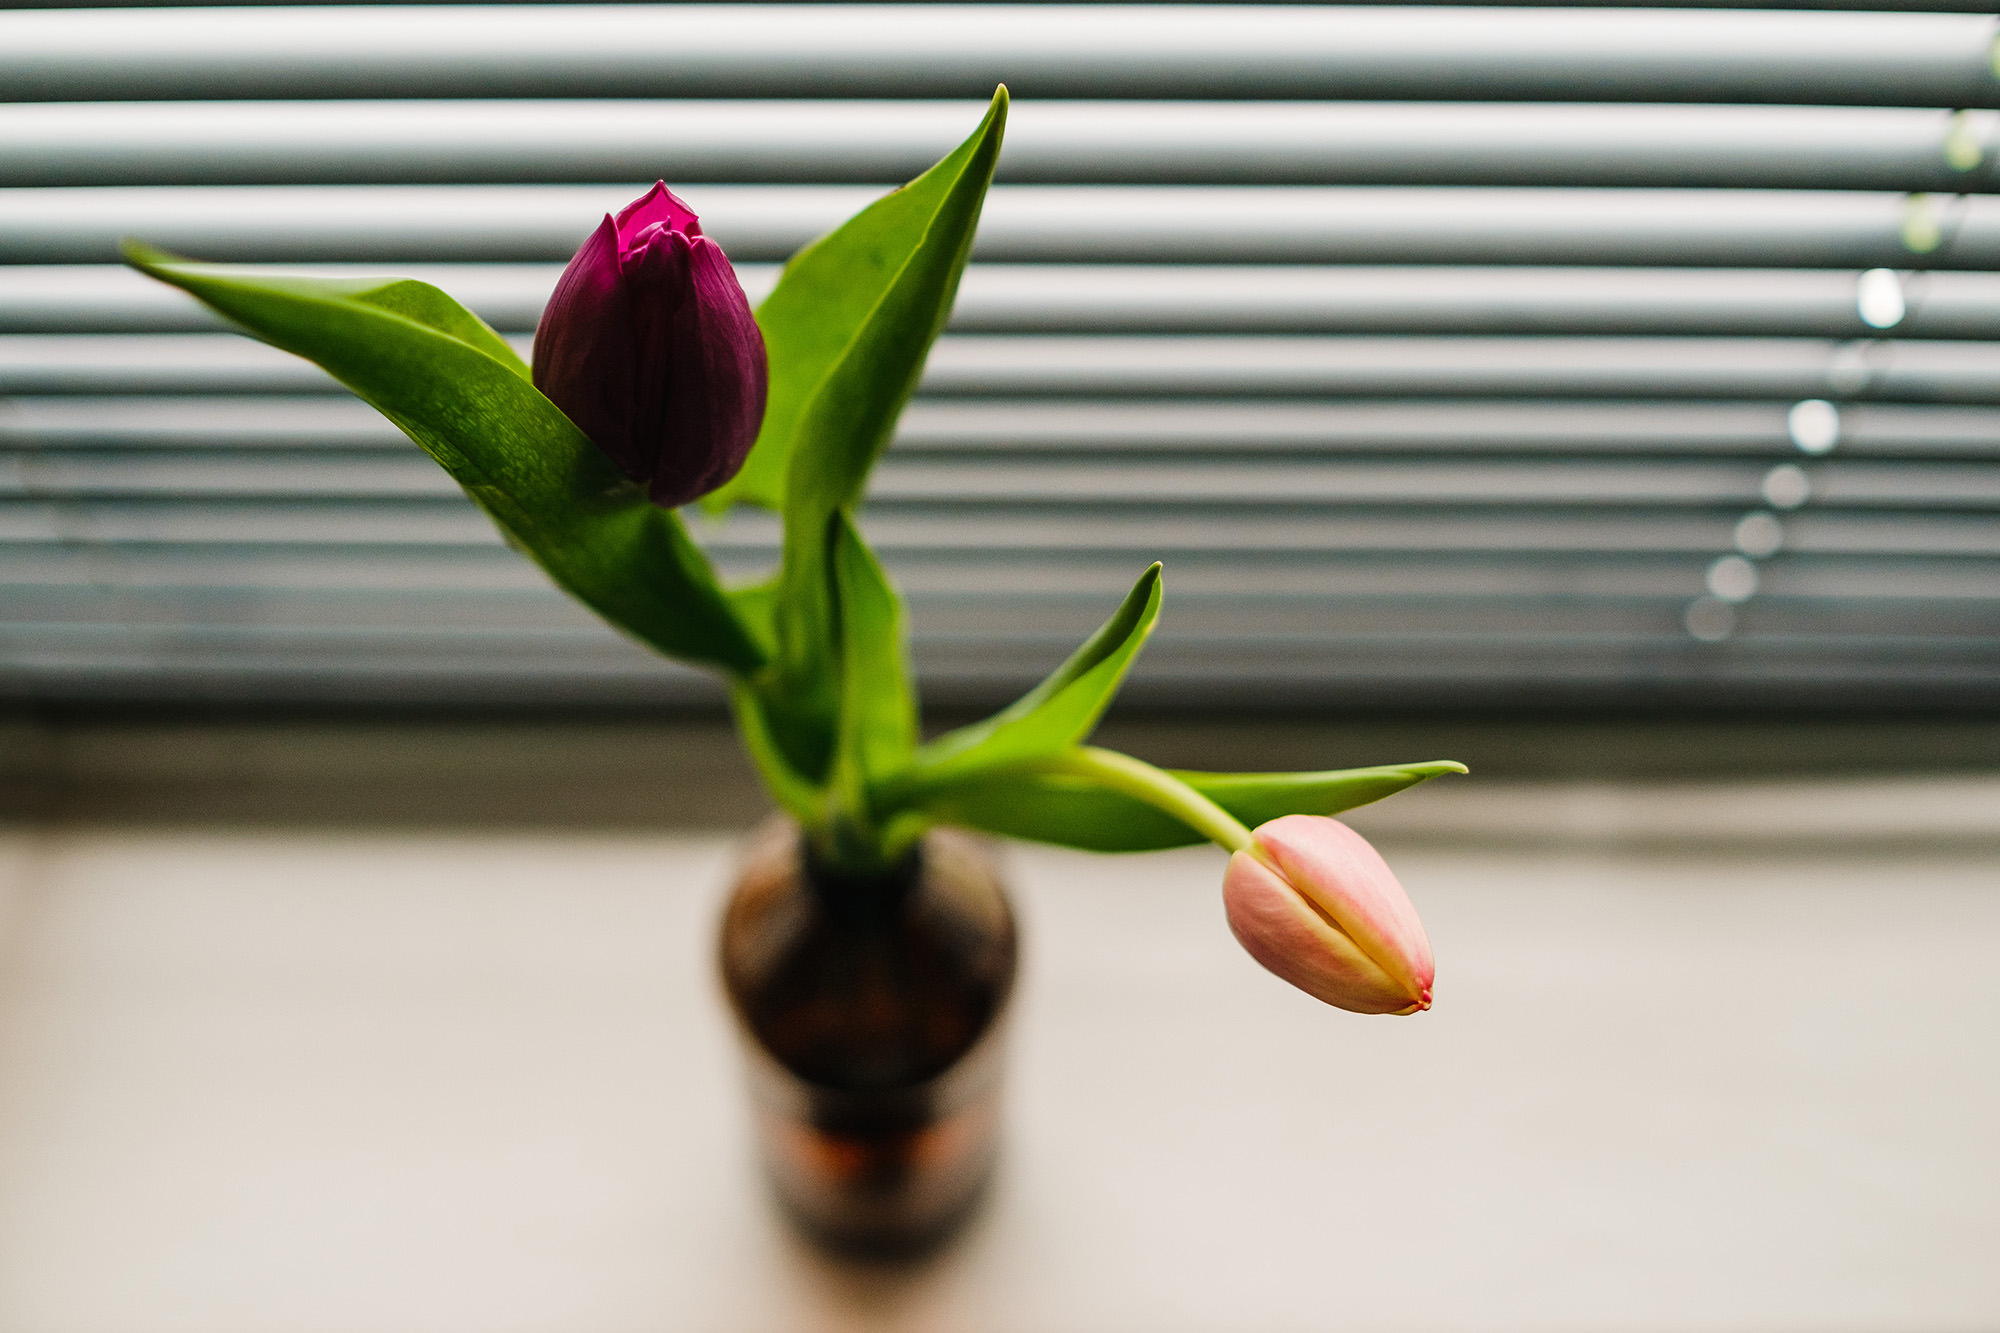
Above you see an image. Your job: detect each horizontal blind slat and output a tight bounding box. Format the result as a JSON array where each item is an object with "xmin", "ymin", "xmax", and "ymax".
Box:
[
  {"xmin": 5, "ymin": 99, "xmax": 1997, "ymax": 192},
  {"xmin": 9, "ymin": 332, "xmax": 1997, "ymax": 401},
  {"xmin": 13, "ymin": 395, "xmax": 2000, "ymax": 458},
  {"xmin": 7, "ymin": 184, "xmax": 1990, "ymax": 266},
  {"xmin": 4, "ymin": 5, "xmax": 1994, "ymax": 105},
  {"xmin": 17, "ymin": 263, "xmax": 2000, "ymax": 339}
]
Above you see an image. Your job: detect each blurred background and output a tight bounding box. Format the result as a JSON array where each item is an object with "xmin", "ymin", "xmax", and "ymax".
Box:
[{"xmin": 0, "ymin": 2, "xmax": 1996, "ymax": 1330}]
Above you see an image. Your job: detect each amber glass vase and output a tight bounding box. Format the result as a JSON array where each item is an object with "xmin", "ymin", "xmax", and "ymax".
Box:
[{"xmin": 719, "ymin": 820, "xmax": 1017, "ymax": 1255}]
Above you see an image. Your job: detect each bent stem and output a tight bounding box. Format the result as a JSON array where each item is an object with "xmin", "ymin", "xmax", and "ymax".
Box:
[{"xmin": 1034, "ymin": 746, "xmax": 1256, "ymax": 854}]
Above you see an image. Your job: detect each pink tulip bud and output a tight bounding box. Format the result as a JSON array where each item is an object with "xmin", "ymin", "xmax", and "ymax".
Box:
[
  {"xmin": 532, "ymin": 183, "xmax": 768, "ymax": 508},
  {"xmin": 1222, "ymin": 815, "xmax": 1434, "ymax": 1014}
]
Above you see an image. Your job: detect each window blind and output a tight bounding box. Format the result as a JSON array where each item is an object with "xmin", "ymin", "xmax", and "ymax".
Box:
[{"xmin": 2, "ymin": 3, "xmax": 1997, "ymax": 708}]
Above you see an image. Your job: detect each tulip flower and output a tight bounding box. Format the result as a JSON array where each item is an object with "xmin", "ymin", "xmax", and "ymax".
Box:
[
  {"xmin": 1222, "ymin": 815, "xmax": 1434, "ymax": 1014},
  {"xmin": 533, "ymin": 182, "xmax": 768, "ymax": 508}
]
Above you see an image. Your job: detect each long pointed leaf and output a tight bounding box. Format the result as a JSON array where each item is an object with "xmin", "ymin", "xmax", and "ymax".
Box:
[
  {"xmin": 125, "ymin": 244, "xmax": 765, "ymax": 675},
  {"xmin": 828, "ymin": 509, "xmax": 919, "ymax": 816},
  {"xmin": 729, "ymin": 683, "xmax": 822, "ymax": 823},
  {"xmin": 892, "ymin": 563, "xmax": 1163, "ymax": 794},
  {"xmin": 912, "ymin": 759, "xmax": 1469, "ymax": 853},
  {"xmin": 739, "ymin": 90, "xmax": 1008, "ymax": 783},
  {"xmin": 708, "ymin": 87, "xmax": 1008, "ymax": 518}
]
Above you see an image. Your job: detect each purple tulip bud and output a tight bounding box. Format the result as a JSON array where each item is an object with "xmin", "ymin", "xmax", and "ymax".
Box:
[{"xmin": 532, "ymin": 183, "xmax": 768, "ymax": 508}]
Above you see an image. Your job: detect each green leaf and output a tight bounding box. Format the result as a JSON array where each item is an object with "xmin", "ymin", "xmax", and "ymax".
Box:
[
  {"xmin": 735, "ymin": 89, "xmax": 1009, "ymax": 784},
  {"xmin": 1181, "ymin": 762, "xmax": 1469, "ymax": 831},
  {"xmin": 828, "ymin": 510, "xmax": 918, "ymax": 806},
  {"xmin": 708, "ymin": 87, "xmax": 1009, "ymax": 518},
  {"xmin": 123, "ymin": 242, "xmax": 766, "ymax": 675},
  {"xmin": 351, "ymin": 278, "xmax": 529, "ymax": 376},
  {"xmin": 893, "ymin": 563, "xmax": 1163, "ymax": 793},
  {"xmin": 729, "ymin": 682, "xmax": 822, "ymax": 823},
  {"xmin": 912, "ymin": 759, "xmax": 1469, "ymax": 853},
  {"xmin": 724, "ymin": 572, "xmax": 782, "ymax": 662}
]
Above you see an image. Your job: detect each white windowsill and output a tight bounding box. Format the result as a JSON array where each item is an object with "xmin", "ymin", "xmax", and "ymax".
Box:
[{"xmin": 0, "ymin": 795, "xmax": 1994, "ymax": 1332}]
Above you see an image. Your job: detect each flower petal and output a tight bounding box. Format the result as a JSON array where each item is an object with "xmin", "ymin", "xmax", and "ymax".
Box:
[
  {"xmin": 1222, "ymin": 850, "xmax": 1423, "ymax": 1013},
  {"xmin": 532, "ymin": 214, "xmax": 648, "ymax": 480},
  {"xmin": 1252, "ymin": 815, "xmax": 1434, "ymax": 1005},
  {"xmin": 615, "ymin": 180, "xmax": 702, "ymax": 245}
]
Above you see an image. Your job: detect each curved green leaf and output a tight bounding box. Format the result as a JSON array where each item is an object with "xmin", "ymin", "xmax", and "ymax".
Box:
[
  {"xmin": 724, "ymin": 572, "xmax": 782, "ymax": 662},
  {"xmin": 912, "ymin": 759, "xmax": 1469, "ymax": 853},
  {"xmin": 729, "ymin": 682, "xmax": 821, "ymax": 823},
  {"xmin": 123, "ymin": 243, "xmax": 765, "ymax": 675},
  {"xmin": 708, "ymin": 87, "xmax": 1008, "ymax": 518},
  {"xmin": 892, "ymin": 563, "xmax": 1163, "ymax": 794},
  {"xmin": 732, "ymin": 89, "xmax": 1009, "ymax": 784},
  {"xmin": 351, "ymin": 278, "xmax": 529, "ymax": 376},
  {"xmin": 828, "ymin": 509, "xmax": 919, "ymax": 819}
]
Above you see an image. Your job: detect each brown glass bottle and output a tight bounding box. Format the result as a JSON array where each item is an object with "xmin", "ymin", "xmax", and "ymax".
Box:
[{"xmin": 719, "ymin": 820, "xmax": 1017, "ymax": 1255}]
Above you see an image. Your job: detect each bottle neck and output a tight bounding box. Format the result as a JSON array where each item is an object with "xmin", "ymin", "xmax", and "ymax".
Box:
[{"xmin": 800, "ymin": 834, "xmax": 924, "ymax": 927}]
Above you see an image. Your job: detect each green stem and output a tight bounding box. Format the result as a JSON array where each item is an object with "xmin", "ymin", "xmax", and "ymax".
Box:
[{"xmin": 1035, "ymin": 746, "xmax": 1257, "ymax": 853}]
